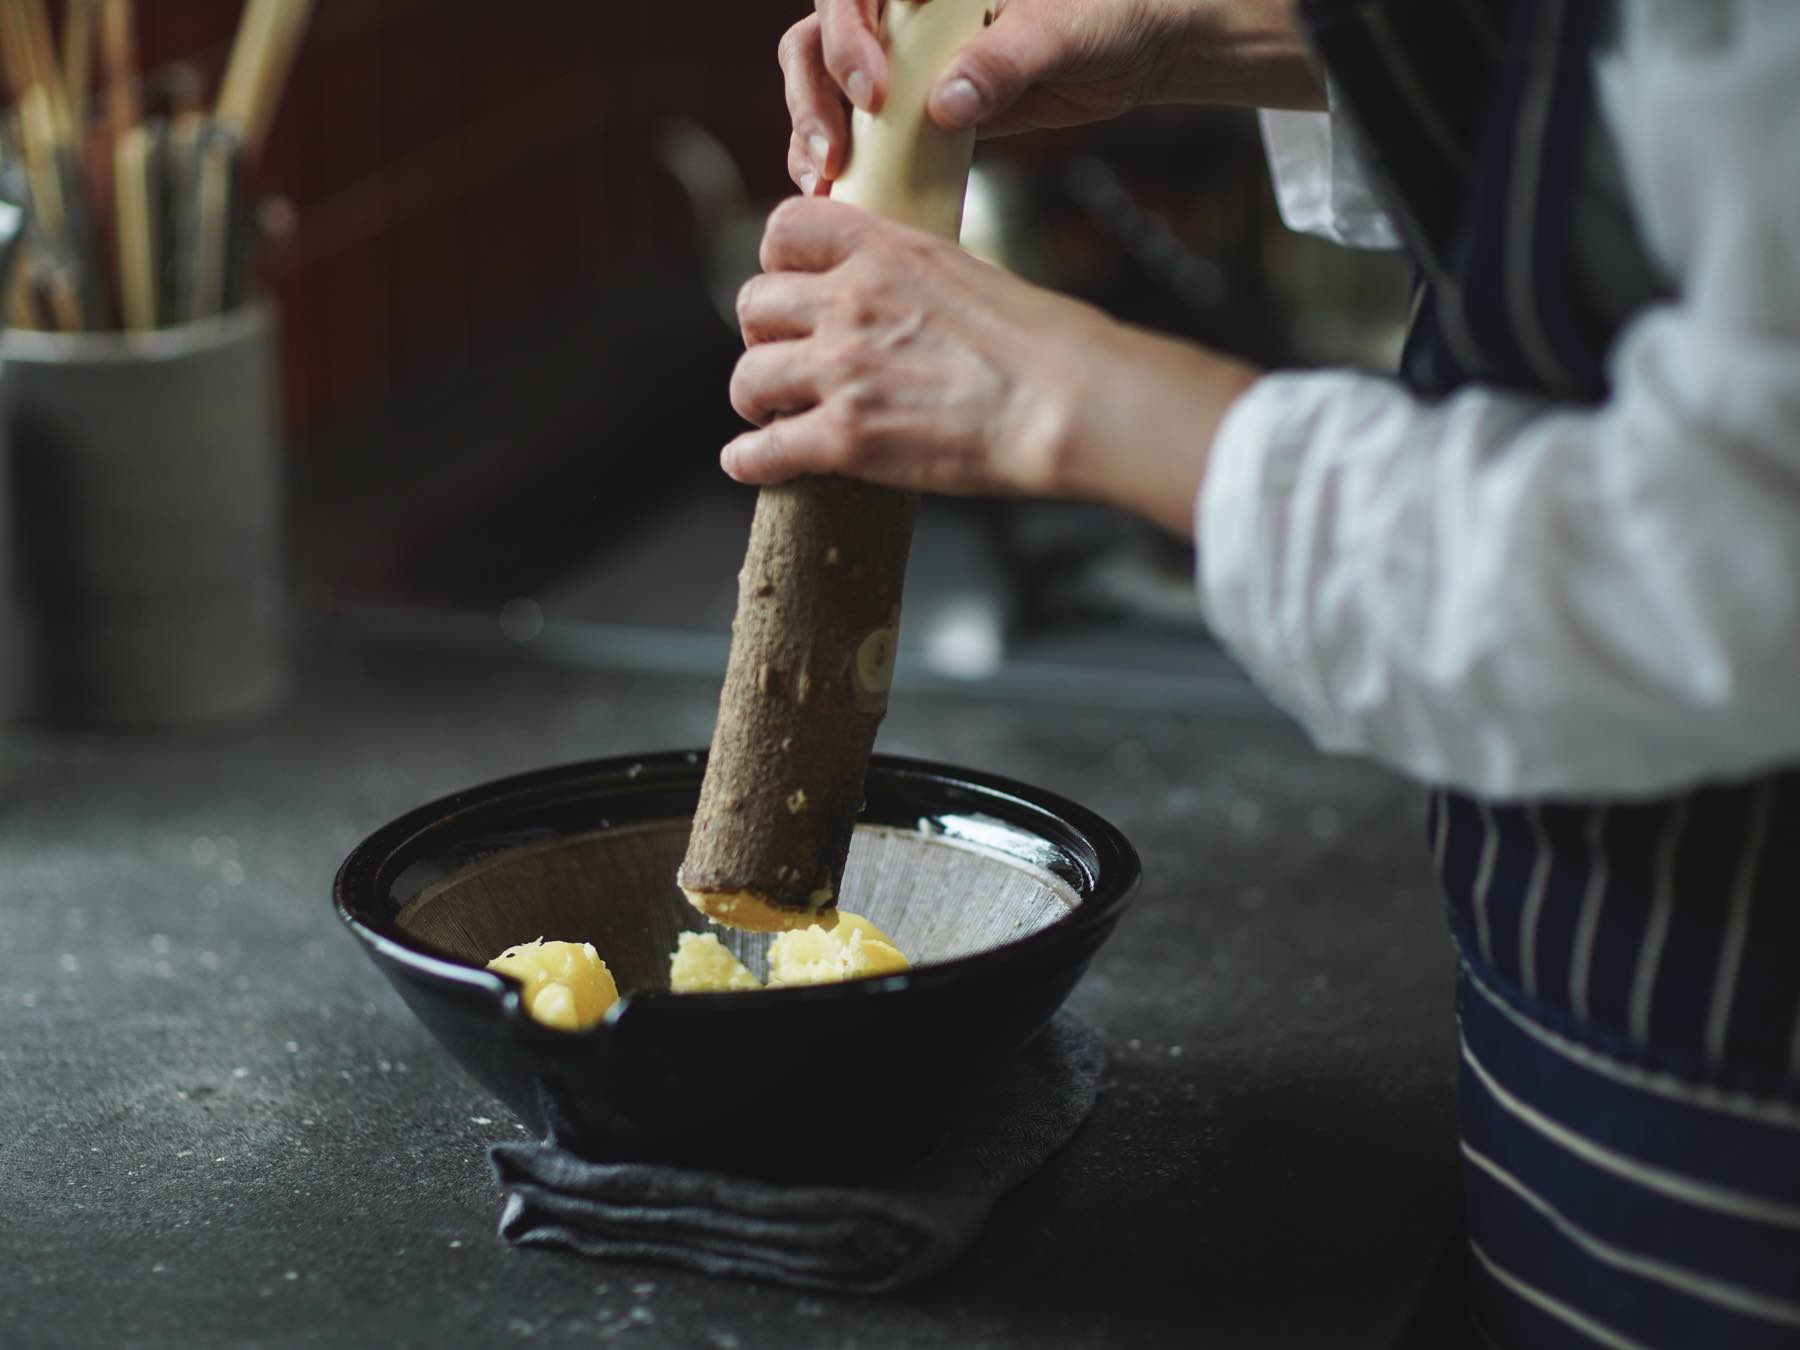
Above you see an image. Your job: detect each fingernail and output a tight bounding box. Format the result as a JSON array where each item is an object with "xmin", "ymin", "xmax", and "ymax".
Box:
[
  {"xmin": 808, "ymin": 133, "xmax": 831, "ymax": 169},
  {"xmin": 846, "ymin": 69, "xmax": 873, "ymax": 111},
  {"xmin": 799, "ymin": 171, "xmax": 818, "ymax": 197},
  {"xmin": 932, "ymin": 76, "xmax": 982, "ymax": 127},
  {"xmin": 721, "ymin": 439, "xmax": 752, "ymax": 480}
]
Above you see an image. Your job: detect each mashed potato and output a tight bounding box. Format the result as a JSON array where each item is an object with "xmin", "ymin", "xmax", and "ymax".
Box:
[
  {"xmin": 493, "ymin": 913, "xmax": 909, "ymax": 1027},
  {"xmin": 669, "ymin": 931, "xmax": 763, "ymax": 993},
  {"xmin": 486, "ymin": 938, "xmax": 619, "ymax": 1030},
  {"xmin": 669, "ymin": 912, "xmax": 910, "ymax": 992},
  {"xmin": 767, "ymin": 912, "xmax": 910, "ymax": 986}
]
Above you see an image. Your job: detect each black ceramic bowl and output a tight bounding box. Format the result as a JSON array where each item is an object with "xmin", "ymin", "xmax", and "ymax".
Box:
[{"xmin": 334, "ymin": 751, "xmax": 1139, "ymax": 1175}]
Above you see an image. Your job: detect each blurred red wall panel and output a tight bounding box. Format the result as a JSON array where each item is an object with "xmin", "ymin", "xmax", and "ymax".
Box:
[{"xmin": 81, "ymin": 0, "xmax": 799, "ymax": 432}]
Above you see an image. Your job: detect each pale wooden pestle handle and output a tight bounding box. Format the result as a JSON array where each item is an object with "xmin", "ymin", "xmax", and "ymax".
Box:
[
  {"xmin": 678, "ymin": 0, "xmax": 992, "ymax": 932},
  {"xmin": 829, "ymin": 0, "xmax": 987, "ymax": 232}
]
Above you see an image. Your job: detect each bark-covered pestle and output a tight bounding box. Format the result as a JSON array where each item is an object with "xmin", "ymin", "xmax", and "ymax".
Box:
[{"xmin": 679, "ymin": 0, "xmax": 992, "ymax": 932}]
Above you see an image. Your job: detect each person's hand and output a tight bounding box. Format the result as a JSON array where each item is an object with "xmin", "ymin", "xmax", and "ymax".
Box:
[
  {"xmin": 724, "ymin": 196, "xmax": 1260, "ymax": 538},
  {"xmin": 780, "ymin": 0, "xmax": 1323, "ymax": 196}
]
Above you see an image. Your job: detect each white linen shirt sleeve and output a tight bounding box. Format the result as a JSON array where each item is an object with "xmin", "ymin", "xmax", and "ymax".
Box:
[{"xmin": 1201, "ymin": 4, "xmax": 1800, "ymax": 801}]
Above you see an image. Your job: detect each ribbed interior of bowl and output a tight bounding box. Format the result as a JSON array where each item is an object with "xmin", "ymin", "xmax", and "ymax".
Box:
[{"xmin": 392, "ymin": 819, "xmax": 1082, "ymax": 993}]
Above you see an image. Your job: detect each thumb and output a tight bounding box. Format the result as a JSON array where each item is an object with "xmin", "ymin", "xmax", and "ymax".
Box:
[{"xmin": 926, "ymin": 18, "xmax": 1063, "ymax": 131}]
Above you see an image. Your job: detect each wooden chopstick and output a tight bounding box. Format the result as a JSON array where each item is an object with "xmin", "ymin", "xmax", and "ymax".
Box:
[
  {"xmin": 217, "ymin": 0, "xmax": 311, "ymax": 166},
  {"xmin": 50, "ymin": 127, "xmax": 107, "ymax": 328},
  {"xmin": 16, "ymin": 81, "xmax": 63, "ymax": 243},
  {"xmin": 12, "ymin": 63, "xmax": 110, "ymax": 330},
  {"xmin": 257, "ymin": 0, "xmax": 314, "ymax": 158},
  {"xmin": 14, "ymin": 0, "xmax": 71, "ymax": 138},
  {"xmin": 63, "ymin": 0, "xmax": 99, "ymax": 115},
  {"xmin": 0, "ymin": 2, "xmax": 35, "ymax": 107},
  {"xmin": 97, "ymin": 0, "xmax": 136, "ymax": 142},
  {"xmin": 113, "ymin": 118, "xmax": 157, "ymax": 331},
  {"xmin": 216, "ymin": 0, "xmax": 280, "ymax": 143}
]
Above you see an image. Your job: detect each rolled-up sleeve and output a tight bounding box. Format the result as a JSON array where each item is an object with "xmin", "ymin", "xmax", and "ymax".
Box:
[{"xmin": 1204, "ymin": 8, "xmax": 1800, "ymax": 800}]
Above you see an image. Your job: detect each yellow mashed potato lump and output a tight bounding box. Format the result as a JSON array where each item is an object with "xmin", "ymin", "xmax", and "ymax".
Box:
[
  {"xmin": 768, "ymin": 911, "xmax": 910, "ymax": 986},
  {"xmin": 667, "ymin": 913, "xmax": 910, "ymax": 993},
  {"xmin": 491, "ymin": 914, "xmax": 910, "ymax": 1028},
  {"xmin": 486, "ymin": 938, "xmax": 619, "ymax": 1031},
  {"xmin": 669, "ymin": 931, "xmax": 763, "ymax": 992}
]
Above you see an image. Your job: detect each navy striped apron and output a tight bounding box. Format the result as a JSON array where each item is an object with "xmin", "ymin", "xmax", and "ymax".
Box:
[{"xmin": 1295, "ymin": 2, "xmax": 1800, "ymax": 1345}]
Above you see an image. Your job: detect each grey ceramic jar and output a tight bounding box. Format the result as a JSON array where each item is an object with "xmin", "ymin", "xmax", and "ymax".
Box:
[{"xmin": 4, "ymin": 303, "xmax": 287, "ymax": 728}]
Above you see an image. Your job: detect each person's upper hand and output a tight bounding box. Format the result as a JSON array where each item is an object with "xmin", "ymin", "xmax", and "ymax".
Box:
[
  {"xmin": 780, "ymin": 0, "xmax": 1323, "ymax": 196},
  {"xmin": 724, "ymin": 196, "xmax": 1257, "ymax": 537},
  {"xmin": 780, "ymin": 0, "xmax": 1186, "ymax": 196}
]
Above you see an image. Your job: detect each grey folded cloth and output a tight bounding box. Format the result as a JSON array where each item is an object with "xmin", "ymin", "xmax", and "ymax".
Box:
[{"xmin": 487, "ymin": 1012, "xmax": 1106, "ymax": 1293}]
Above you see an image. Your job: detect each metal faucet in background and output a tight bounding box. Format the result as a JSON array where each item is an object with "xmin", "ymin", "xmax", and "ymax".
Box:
[{"xmin": 655, "ymin": 119, "xmax": 765, "ymax": 331}]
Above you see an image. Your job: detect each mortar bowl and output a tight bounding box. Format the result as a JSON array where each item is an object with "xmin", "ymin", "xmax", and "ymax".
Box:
[{"xmin": 333, "ymin": 751, "xmax": 1140, "ymax": 1177}]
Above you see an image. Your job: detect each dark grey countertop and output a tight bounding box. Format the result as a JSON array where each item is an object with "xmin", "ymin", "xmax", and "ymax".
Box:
[{"xmin": 1, "ymin": 636, "xmax": 1461, "ymax": 1350}]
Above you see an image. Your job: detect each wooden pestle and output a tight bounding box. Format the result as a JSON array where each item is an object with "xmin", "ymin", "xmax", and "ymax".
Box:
[{"xmin": 679, "ymin": 0, "xmax": 992, "ymax": 932}]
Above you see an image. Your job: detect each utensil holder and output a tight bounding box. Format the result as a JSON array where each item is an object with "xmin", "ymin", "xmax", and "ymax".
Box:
[{"xmin": 4, "ymin": 302, "xmax": 287, "ymax": 729}]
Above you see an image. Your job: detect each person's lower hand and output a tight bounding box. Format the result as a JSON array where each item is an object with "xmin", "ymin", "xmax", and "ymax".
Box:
[
  {"xmin": 723, "ymin": 196, "xmax": 1260, "ymax": 539},
  {"xmin": 781, "ymin": 0, "xmax": 1323, "ymax": 196}
]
